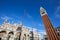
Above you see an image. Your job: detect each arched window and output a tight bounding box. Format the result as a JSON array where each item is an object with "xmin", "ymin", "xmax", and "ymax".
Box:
[
  {"xmin": 27, "ymin": 35, "xmax": 29, "ymax": 40},
  {"xmin": 0, "ymin": 30, "xmax": 6, "ymax": 33},
  {"xmin": 8, "ymin": 31, "xmax": 14, "ymax": 35},
  {"xmin": 0, "ymin": 38, "xmax": 1, "ymax": 40},
  {"xmin": 7, "ymin": 31, "xmax": 14, "ymax": 40},
  {"xmin": 24, "ymin": 34, "xmax": 26, "ymax": 36},
  {"xmin": 24, "ymin": 34, "xmax": 26, "ymax": 40},
  {"xmin": 0, "ymin": 30, "xmax": 6, "ymax": 40}
]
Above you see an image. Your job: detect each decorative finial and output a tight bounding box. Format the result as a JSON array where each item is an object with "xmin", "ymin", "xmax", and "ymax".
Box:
[
  {"xmin": 4, "ymin": 18, "xmax": 8, "ymax": 23},
  {"xmin": 40, "ymin": 7, "xmax": 47, "ymax": 16}
]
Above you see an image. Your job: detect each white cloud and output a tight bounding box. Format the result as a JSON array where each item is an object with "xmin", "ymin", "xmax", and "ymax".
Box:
[
  {"xmin": 54, "ymin": 6, "xmax": 60, "ymax": 18},
  {"xmin": 1, "ymin": 16, "xmax": 13, "ymax": 20},
  {"xmin": 0, "ymin": 16, "xmax": 14, "ymax": 24},
  {"xmin": 39, "ymin": 30, "xmax": 46, "ymax": 35},
  {"xmin": 37, "ymin": 23, "xmax": 46, "ymax": 35},
  {"xmin": 27, "ymin": 14, "xmax": 32, "ymax": 18},
  {"xmin": 38, "ymin": 23, "xmax": 44, "ymax": 27}
]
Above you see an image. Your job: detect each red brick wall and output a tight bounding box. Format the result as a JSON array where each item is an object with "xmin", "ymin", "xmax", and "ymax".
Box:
[{"xmin": 42, "ymin": 15, "xmax": 60, "ymax": 40}]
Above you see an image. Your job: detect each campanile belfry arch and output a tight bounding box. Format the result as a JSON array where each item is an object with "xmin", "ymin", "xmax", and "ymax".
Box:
[{"xmin": 40, "ymin": 7, "xmax": 60, "ymax": 40}]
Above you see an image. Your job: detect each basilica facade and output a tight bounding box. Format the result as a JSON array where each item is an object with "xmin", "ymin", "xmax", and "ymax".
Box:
[{"xmin": 0, "ymin": 21, "xmax": 41, "ymax": 40}]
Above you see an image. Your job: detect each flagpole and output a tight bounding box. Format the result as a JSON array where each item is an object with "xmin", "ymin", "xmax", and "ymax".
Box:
[{"xmin": 19, "ymin": 10, "xmax": 26, "ymax": 40}]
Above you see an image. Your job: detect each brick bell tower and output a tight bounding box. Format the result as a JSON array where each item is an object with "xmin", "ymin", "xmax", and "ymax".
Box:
[{"xmin": 40, "ymin": 7, "xmax": 60, "ymax": 40}]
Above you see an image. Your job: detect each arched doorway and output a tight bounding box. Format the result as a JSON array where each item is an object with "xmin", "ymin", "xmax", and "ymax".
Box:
[
  {"xmin": 27, "ymin": 35, "xmax": 29, "ymax": 40},
  {"xmin": 0, "ymin": 30, "xmax": 6, "ymax": 40},
  {"xmin": 0, "ymin": 38, "xmax": 1, "ymax": 40},
  {"xmin": 24, "ymin": 34, "xmax": 26, "ymax": 40},
  {"xmin": 16, "ymin": 27, "xmax": 21, "ymax": 40},
  {"xmin": 8, "ymin": 31, "xmax": 14, "ymax": 40},
  {"xmin": 15, "ymin": 32, "xmax": 20, "ymax": 40}
]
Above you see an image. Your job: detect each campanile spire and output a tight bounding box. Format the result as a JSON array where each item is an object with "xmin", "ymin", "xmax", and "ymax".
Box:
[{"xmin": 40, "ymin": 7, "xmax": 60, "ymax": 40}]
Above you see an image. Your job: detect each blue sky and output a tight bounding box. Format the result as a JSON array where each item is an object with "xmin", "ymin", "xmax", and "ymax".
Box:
[{"xmin": 0, "ymin": 0, "xmax": 60, "ymax": 34}]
